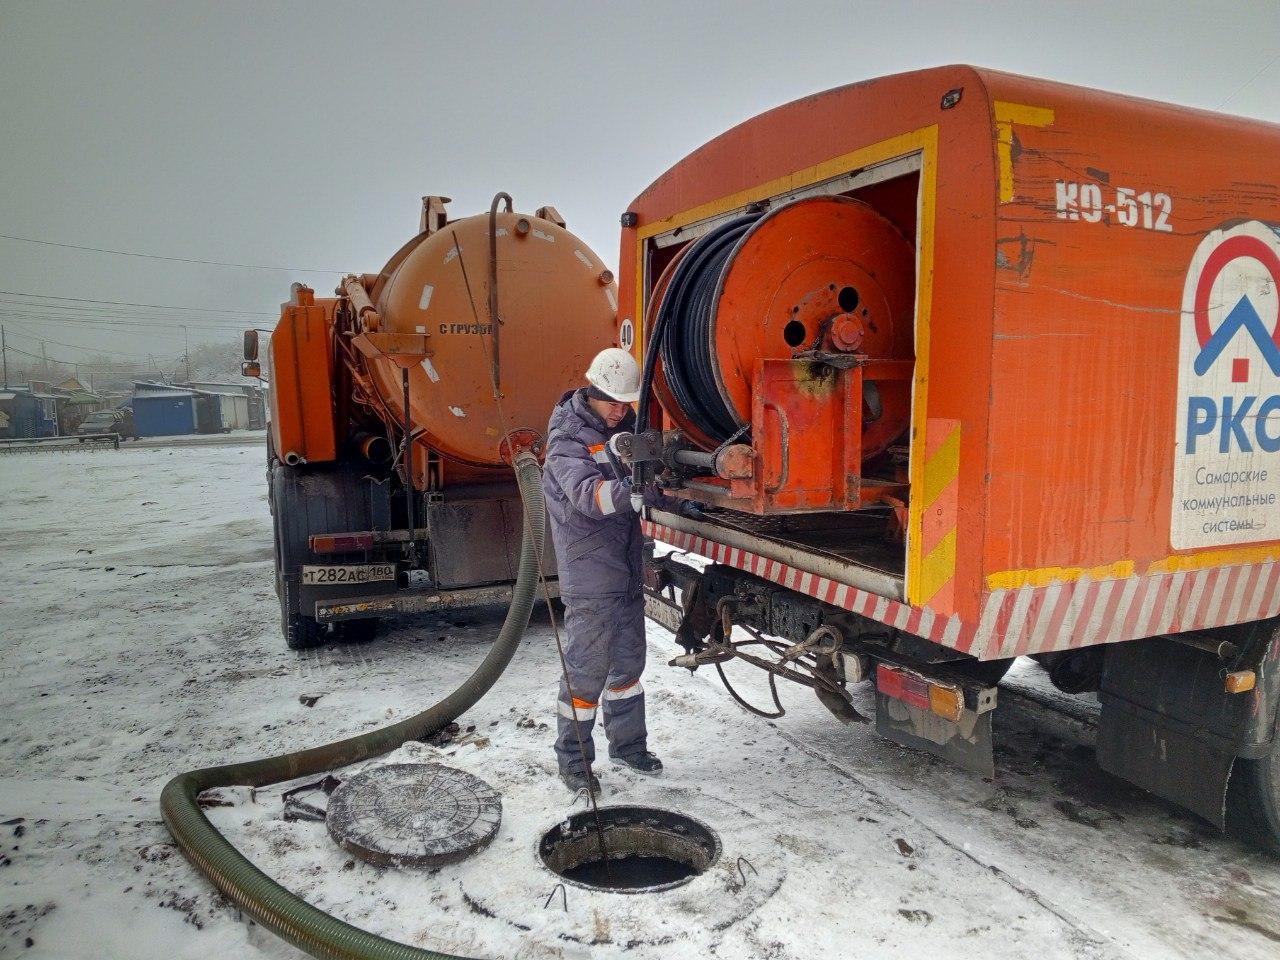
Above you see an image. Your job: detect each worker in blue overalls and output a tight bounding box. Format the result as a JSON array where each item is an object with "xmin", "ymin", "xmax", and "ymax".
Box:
[{"xmin": 542, "ymin": 348, "xmax": 663, "ymax": 794}]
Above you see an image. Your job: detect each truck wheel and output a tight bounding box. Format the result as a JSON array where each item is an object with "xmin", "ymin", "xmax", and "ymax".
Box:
[
  {"xmin": 271, "ymin": 462, "xmax": 375, "ymax": 651},
  {"xmin": 283, "ymin": 610, "xmax": 327, "ymax": 650},
  {"xmin": 278, "ymin": 564, "xmax": 327, "ymax": 649},
  {"xmin": 1226, "ymin": 744, "xmax": 1280, "ymax": 854}
]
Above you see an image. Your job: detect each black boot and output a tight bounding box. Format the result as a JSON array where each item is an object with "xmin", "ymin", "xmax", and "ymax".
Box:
[
  {"xmin": 611, "ymin": 751, "xmax": 663, "ymax": 775},
  {"xmin": 560, "ymin": 768, "xmax": 602, "ymax": 795}
]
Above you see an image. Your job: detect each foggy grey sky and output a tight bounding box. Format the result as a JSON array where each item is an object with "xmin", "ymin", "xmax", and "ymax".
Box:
[{"xmin": 2, "ymin": 0, "xmax": 1278, "ymax": 366}]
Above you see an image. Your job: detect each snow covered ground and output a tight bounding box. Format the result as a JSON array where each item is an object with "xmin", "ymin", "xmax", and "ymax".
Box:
[{"xmin": 2, "ymin": 437, "xmax": 1279, "ymax": 959}]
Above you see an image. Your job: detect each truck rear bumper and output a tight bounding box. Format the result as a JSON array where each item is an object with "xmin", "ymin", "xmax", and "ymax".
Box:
[{"xmin": 313, "ymin": 581, "xmax": 559, "ymax": 623}]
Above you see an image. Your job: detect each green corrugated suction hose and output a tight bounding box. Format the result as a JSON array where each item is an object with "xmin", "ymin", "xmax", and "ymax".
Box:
[{"xmin": 161, "ymin": 452, "xmax": 545, "ymax": 960}]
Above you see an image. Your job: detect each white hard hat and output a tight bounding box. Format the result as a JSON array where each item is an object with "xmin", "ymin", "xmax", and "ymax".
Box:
[{"xmin": 585, "ymin": 347, "xmax": 641, "ymax": 403}]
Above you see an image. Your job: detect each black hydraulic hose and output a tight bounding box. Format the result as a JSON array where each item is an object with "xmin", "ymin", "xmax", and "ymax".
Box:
[
  {"xmin": 160, "ymin": 451, "xmax": 546, "ymax": 960},
  {"xmin": 654, "ymin": 215, "xmax": 760, "ymax": 443}
]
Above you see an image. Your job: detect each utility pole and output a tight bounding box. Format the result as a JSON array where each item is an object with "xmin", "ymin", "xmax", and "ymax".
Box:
[
  {"xmin": 183, "ymin": 326, "xmax": 191, "ymax": 383},
  {"xmin": 41, "ymin": 341, "xmax": 49, "ymax": 380},
  {"xmin": 1, "ymin": 325, "xmax": 7, "ymax": 387}
]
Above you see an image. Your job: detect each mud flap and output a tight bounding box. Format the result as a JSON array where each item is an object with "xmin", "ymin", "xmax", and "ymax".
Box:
[
  {"xmin": 1095, "ymin": 634, "xmax": 1265, "ymax": 830},
  {"xmin": 874, "ymin": 668, "xmax": 997, "ymax": 778},
  {"xmin": 1095, "ymin": 701, "xmax": 1233, "ymax": 828}
]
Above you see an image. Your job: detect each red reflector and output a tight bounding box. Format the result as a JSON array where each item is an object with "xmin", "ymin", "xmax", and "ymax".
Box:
[
  {"xmin": 310, "ymin": 533, "xmax": 375, "ymax": 553},
  {"xmin": 876, "ymin": 664, "xmax": 930, "ymax": 710}
]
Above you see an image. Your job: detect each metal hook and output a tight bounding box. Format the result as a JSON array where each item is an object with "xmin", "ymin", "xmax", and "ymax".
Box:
[
  {"xmin": 571, "ymin": 786, "xmax": 592, "ymax": 808},
  {"xmin": 735, "ymin": 856, "xmax": 758, "ymax": 888},
  {"xmin": 543, "ymin": 883, "xmax": 567, "ymax": 911}
]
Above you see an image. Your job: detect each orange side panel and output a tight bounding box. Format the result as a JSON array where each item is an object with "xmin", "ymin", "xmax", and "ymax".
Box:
[
  {"xmin": 980, "ymin": 70, "xmax": 1280, "ymax": 583},
  {"xmin": 269, "ymin": 298, "xmax": 337, "ymax": 465}
]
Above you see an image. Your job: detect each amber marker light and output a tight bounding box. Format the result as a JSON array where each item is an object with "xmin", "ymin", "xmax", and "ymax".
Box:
[
  {"xmin": 928, "ymin": 684, "xmax": 964, "ymax": 723},
  {"xmin": 1224, "ymin": 671, "xmax": 1256, "ymax": 694}
]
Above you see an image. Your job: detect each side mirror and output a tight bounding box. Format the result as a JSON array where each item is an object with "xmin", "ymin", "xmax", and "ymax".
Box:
[
  {"xmin": 243, "ymin": 329, "xmax": 259, "ymax": 361},
  {"xmin": 241, "ymin": 360, "xmax": 262, "ymax": 379}
]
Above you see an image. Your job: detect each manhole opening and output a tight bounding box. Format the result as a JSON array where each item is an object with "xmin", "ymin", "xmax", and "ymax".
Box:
[{"xmin": 539, "ymin": 805, "xmax": 720, "ymax": 893}]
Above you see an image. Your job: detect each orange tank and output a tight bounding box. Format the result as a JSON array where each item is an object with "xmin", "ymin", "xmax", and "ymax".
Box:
[
  {"xmin": 363, "ymin": 207, "xmax": 618, "ymax": 471},
  {"xmin": 258, "ymin": 196, "xmax": 620, "ymax": 646},
  {"xmin": 269, "ymin": 197, "xmax": 620, "ymax": 483}
]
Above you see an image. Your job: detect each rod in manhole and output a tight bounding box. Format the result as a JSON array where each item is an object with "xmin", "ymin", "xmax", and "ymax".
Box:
[{"xmin": 539, "ymin": 806, "xmax": 721, "ymax": 894}]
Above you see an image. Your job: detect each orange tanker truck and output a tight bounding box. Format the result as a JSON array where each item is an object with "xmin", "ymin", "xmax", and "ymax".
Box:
[
  {"xmin": 613, "ymin": 66, "xmax": 1280, "ymax": 849},
  {"xmin": 247, "ymin": 195, "xmax": 619, "ymax": 648}
]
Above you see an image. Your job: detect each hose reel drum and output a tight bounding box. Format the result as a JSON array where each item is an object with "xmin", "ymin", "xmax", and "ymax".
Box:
[{"xmin": 640, "ymin": 195, "xmax": 917, "ymax": 515}]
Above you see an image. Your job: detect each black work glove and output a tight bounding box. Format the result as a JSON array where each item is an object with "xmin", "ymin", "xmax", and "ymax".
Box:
[{"xmin": 677, "ymin": 500, "xmax": 707, "ymax": 521}]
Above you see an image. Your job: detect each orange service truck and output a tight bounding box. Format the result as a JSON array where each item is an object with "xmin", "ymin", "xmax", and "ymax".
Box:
[
  {"xmin": 248, "ymin": 196, "xmax": 619, "ymax": 650},
  {"xmin": 613, "ymin": 66, "xmax": 1280, "ymax": 850}
]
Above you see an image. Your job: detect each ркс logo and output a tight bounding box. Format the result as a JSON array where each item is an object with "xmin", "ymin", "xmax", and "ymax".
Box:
[{"xmin": 1171, "ymin": 220, "xmax": 1280, "ymax": 550}]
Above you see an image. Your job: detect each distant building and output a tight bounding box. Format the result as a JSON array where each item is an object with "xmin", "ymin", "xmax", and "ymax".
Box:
[
  {"xmin": 131, "ymin": 382, "xmax": 198, "ymax": 437},
  {"xmin": 51, "ymin": 378, "xmax": 105, "ymax": 433},
  {"xmin": 183, "ymin": 381, "xmax": 265, "ymax": 429},
  {"xmin": 0, "ymin": 386, "xmax": 59, "ymax": 438},
  {"xmin": 132, "ymin": 381, "xmax": 258, "ymax": 435}
]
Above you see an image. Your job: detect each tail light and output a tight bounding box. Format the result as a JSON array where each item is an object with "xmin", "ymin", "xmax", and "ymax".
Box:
[
  {"xmin": 876, "ymin": 663, "xmax": 965, "ymax": 722},
  {"xmin": 310, "ymin": 533, "xmax": 375, "ymax": 554}
]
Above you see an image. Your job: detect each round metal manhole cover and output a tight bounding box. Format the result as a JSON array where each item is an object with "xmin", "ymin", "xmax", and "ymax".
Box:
[{"xmin": 326, "ymin": 763, "xmax": 502, "ymax": 868}]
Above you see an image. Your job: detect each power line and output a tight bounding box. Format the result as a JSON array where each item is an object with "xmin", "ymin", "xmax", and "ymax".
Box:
[
  {"xmin": 0, "ymin": 308, "xmax": 266, "ymax": 334},
  {"xmin": 0, "ymin": 309, "xmax": 261, "ymax": 332},
  {"xmin": 0, "ymin": 288, "xmax": 276, "ymax": 316},
  {"xmin": 0, "ymin": 317, "xmax": 247, "ymax": 343},
  {"xmin": 0, "ymin": 235, "xmax": 346, "ymax": 275},
  {"xmin": 1216, "ymin": 52, "xmax": 1280, "ymax": 110},
  {"xmin": 2, "ymin": 323, "xmax": 162, "ymax": 359},
  {"xmin": 3, "ymin": 342, "xmax": 178, "ymax": 368}
]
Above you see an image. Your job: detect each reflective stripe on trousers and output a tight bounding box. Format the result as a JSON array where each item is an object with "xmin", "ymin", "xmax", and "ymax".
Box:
[
  {"xmin": 557, "ymin": 698, "xmax": 598, "ymax": 721},
  {"xmin": 554, "ymin": 592, "xmax": 647, "ymax": 774}
]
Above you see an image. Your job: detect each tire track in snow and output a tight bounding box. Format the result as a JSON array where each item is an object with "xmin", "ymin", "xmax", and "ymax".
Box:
[{"xmin": 768, "ymin": 724, "xmax": 1127, "ymax": 957}]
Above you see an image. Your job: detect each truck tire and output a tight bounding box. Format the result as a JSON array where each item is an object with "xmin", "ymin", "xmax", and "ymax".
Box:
[
  {"xmin": 271, "ymin": 462, "xmax": 375, "ymax": 651},
  {"xmin": 1226, "ymin": 744, "xmax": 1280, "ymax": 854},
  {"xmin": 278, "ymin": 558, "xmax": 327, "ymax": 649},
  {"xmin": 283, "ymin": 609, "xmax": 326, "ymax": 650}
]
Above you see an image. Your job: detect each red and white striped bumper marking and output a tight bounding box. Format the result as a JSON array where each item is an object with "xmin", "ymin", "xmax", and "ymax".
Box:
[
  {"xmin": 644, "ymin": 521, "xmax": 1280, "ymax": 660},
  {"xmin": 644, "ymin": 521, "xmax": 967, "ymax": 649},
  {"xmin": 968, "ymin": 563, "xmax": 1280, "ymax": 660}
]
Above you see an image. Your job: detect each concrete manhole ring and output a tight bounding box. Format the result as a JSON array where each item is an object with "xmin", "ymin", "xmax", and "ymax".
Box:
[
  {"xmin": 326, "ymin": 762, "xmax": 502, "ymax": 868},
  {"xmin": 459, "ymin": 809, "xmax": 785, "ymax": 946}
]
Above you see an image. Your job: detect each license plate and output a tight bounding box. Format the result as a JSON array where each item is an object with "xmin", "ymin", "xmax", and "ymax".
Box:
[{"xmin": 301, "ymin": 563, "xmax": 397, "ymax": 585}]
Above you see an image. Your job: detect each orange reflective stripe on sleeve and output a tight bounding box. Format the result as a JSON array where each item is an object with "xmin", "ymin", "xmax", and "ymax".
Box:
[{"xmin": 595, "ymin": 478, "xmax": 618, "ymax": 515}]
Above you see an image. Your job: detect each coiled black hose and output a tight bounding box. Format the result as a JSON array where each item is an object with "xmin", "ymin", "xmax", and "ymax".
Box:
[{"xmin": 652, "ymin": 215, "xmax": 760, "ymax": 443}]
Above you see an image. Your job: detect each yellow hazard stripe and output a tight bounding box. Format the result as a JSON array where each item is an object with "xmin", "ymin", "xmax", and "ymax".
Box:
[
  {"xmin": 919, "ymin": 529, "xmax": 957, "ymax": 602},
  {"xmin": 914, "ymin": 421, "xmax": 961, "ymax": 606},
  {"xmin": 920, "ymin": 425, "xmax": 961, "ymax": 510},
  {"xmin": 993, "ymin": 101, "xmax": 1055, "ymax": 203}
]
